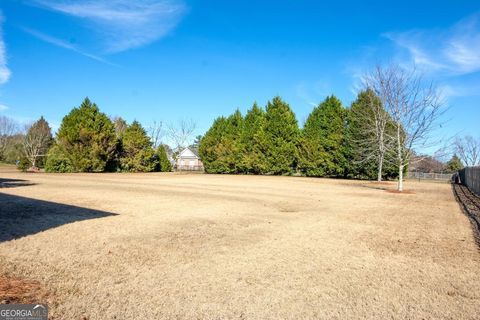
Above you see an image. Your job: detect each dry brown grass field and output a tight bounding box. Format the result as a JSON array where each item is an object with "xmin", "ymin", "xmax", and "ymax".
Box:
[{"xmin": 1, "ymin": 165, "xmax": 479, "ymax": 319}]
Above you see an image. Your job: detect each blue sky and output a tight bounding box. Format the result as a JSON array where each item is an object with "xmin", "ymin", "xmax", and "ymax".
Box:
[{"xmin": 0, "ymin": 1, "xmax": 478, "ymax": 149}]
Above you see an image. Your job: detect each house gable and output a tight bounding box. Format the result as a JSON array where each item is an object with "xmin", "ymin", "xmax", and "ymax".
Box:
[{"xmin": 179, "ymin": 148, "xmax": 198, "ymax": 159}]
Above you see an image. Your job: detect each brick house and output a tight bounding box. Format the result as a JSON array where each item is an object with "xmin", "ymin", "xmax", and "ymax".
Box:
[{"xmin": 175, "ymin": 147, "xmax": 204, "ymax": 171}]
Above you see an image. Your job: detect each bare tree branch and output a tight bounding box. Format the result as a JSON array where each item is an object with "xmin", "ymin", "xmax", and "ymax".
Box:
[
  {"xmin": 454, "ymin": 135, "xmax": 480, "ymax": 166},
  {"xmin": 367, "ymin": 64, "xmax": 446, "ymax": 191},
  {"xmin": 149, "ymin": 120, "xmax": 164, "ymax": 149},
  {"xmin": 23, "ymin": 117, "xmax": 52, "ymax": 168},
  {"xmin": 0, "ymin": 116, "xmax": 18, "ymax": 158},
  {"xmin": 168, "ymin": 119, "xmax": 196, "ymax": 150}
]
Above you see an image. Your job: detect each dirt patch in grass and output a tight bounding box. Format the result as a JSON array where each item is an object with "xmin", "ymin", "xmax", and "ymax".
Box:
[
  {"xmin": 0, "ymin": 276, "xmax": 49, "ymax": 304},
  {"xmin": 368, "ymin": 181, "xmax": 394, "ymax": 185},
  {"xmin": 385, "ymin": 189, "xmax": 416, "ymax": 194}
]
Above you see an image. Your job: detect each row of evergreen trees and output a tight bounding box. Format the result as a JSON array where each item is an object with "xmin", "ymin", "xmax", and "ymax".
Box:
[
  {"xmin": 199, "ymin": 92, "xmax": 398, "ymax": 179},
  {"xmin": 45, "ymin": 98, "xmax": 172, "ymax": 173}
]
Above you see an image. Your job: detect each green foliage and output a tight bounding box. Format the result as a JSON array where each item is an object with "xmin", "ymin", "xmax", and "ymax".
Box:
[
  {"xmin": 56, "ymin": 97, "xmax": 116, "ymax": 172},
  {"xmin": 17, "ymin": 156, "xmax": 31, "ymax": 172},
  {"xmin": 156, "ymin": 144, "xmax": 173, "ymax": 172},
  {"xmin": 120, "ymin": 121, "xmax": 156, "ymax": 172},
  {"xmin": 239, "ymin": 103, "xmax": 268, "ymax": 174},
  {"xmin": 446, "ymin": 154, "xmax": 464, "ymax": 172},
  {"xmin": 45, "ymin": 144, "xmax": 74, "ymax": 173},
  {"xmin": 298, "ymin": 95, "xmax": 346, "ymax": 177},
  {"xmin": 199, "ymin": 110, "xmax": 244, "ymax": 173},
  {"xmin": 199, "ymin": 117, "xmax": 226, "ymax": 173},
  {"xmin": 264, "ymin": 96, "xmax": 299, "ymax": 174},
  {"xmin": 345, "ymin": 90, "xmax": 398, "ymax": 179},
  {"xmin": 2, "ymin": 134, "xmax": 24, "ymax": 164}
]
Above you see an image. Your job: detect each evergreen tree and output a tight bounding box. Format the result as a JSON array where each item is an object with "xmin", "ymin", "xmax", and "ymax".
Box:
[
  {"xmin": 120, "ymin": 121, "xmax": 156, "ymax": 172},
  {"xmin": 56, "ymin": 97, "xmax": 116, "ymax": 172},
  {"xmin": 156, "ymin": 144, "xmax": 173, "ymax": 172},
  {"xmin": 446, "ymin": 154, "xmax": 464, "ymax": 172},
  {"xmin": 199, "ymin": 110, "xmax": 244, "ymax": 173},
  {"xmin": 239, "ymin": 103, "xmax": 268, "ymax": 174},
  {"xmin": 298, "ymin": 96, "xmax": 345, "ymax": 177},
  {"xmin": 264, "ymin": 96, "xmax": 299, "ymax": 174},
  {"xmin": 199, "ymin": 117, "xmax": 227, "ymax": 173},
  {"xmin": 346, "ymin": 90, "xmax": 397, "ymax": 179}
]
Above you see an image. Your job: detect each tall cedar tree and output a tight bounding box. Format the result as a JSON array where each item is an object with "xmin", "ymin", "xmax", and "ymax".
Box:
[
  {"xmin": 120, "ymin": 121, "xmax": 156, "ymax": 172},
  {"xmin": 56, "ymin": 98, "xmax": 116, "ymax": 172},
  {"xmin": 156, "ymin": 144, "xmax": 173, "ymax": 172},
  {"xmin": 264, "ymin": 96, "xmax": 299, "ymax": 174},
  {"xmin": 239, "ymin": 103, "xmax": 268, "ymax": 174},
  {"xmin": 298, "ymin": 96, "xmax": 345, "ymax": 176},
  {"xmin": 199, "ymin": 111, "xmax": 244, "ymax": 173},
  {"xmin": 199, "ymin": 116, "xmax": 227, "ymax": 173},
  {"xmin": 347, "ymin": 90, "xmax": 398, "ymax": 179}
]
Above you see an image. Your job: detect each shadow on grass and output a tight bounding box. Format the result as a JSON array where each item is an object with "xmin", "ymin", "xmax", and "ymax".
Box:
[
  {"xmin": 452, "ymin": 183, "xmax": 480, "ymax": 250},
  {"xmin": 0, "ymin": 193, "xmax": 118, "ymax": 243},
  {"xmin": 0, "ymin": 178, "xmax": 36, "ymax": 189}
]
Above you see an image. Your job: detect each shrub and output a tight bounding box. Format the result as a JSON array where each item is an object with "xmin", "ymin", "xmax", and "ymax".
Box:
[
  {"xmin": 45, "ymin": 145, "xmax": 74, "ymax": 173},
  {"xmin": 156, "ymin": 145, "xmax": 172, "ymax": 172}
]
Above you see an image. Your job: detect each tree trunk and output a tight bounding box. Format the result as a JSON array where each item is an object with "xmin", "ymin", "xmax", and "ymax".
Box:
[
  {"xmin": 396, "ymin": 124, "xmax": 403, "ymax": 192},
  {"xmin": 398, "ymin": 164, "xmax": 404, "ymax": 192},
  {"xmin": 377, "ymin": 156, "xmax": 383, "ymax": 182}
]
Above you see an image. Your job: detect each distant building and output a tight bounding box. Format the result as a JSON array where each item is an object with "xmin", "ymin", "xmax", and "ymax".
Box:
[{"xmin": 175, "ymin": 147, "xmax": 203, "ymax": 171}]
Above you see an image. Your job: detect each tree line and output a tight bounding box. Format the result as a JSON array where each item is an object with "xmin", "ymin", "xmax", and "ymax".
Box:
[
  {"xmin": 199, "ymin": 93, "xmax": 399, "ymax": 179},
  {"xmin": 199, "ymin": 65, "xmax": 473, "ymax": 191},
  {"xmin": 1, "ymin": 64, "xmax": 478, "ymax": 190},
  {"xmin": 0, "ymin": 98, "xmax": 173, "ymax": 173}
]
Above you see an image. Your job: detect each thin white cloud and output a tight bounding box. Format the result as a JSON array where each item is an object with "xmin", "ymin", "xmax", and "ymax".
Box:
[
  {"xmin": 295, "ymin": 80, "xmax": 333, "ymax": 107},
  {"xmin": 384, "ymin": 13, "xmax": 480, "ymax": 76},
  {"xmin": 0, "ymin": 12, "xmax": 11, "ymax": 85},
  {"xmin": 0, "ymin": 104, "xmax": 8, "ymax": 112},
  {"xmin": 21, "ymin": 27, "xmax": 117, "ymax": 66},
  {"xmin": 33, "ymin": 0, "xmax": 186, "ymax": 53},
  {"xmin": 437, "ymin": 82, "xmax": 480, "ymax": 100}
]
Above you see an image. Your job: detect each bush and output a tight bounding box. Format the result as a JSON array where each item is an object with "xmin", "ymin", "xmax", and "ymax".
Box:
[
  {"xmin": 156, "ymin": 145, "xmax": 172, "ymax": 172},
  {"xmin": 45, "ymin": 145, "xmax": 74, "ymax": 173},
  {"xmin": 17, "ymin": 157, "xmax": 31, "ymax": 172}
]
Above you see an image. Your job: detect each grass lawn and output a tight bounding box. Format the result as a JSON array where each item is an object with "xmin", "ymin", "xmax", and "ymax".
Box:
[{"xmin": 1, "ymin": 168, "xmax": 479, "ymax": 319}]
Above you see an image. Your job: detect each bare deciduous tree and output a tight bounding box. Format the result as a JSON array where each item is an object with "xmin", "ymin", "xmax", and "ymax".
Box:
[
  {"xmin": 351, "ymin": 87, "xmax": 395, "ymax": 181},
  {"xmin": 368, "ymin": 65, "xmax": 445, "ymax": 191},
  {"xmin": 0, "ymin": 115, "xmax": 18, "ymax": 158},
  {"xmin": 112, "ymin": 116, "xmax": 128, "ymax": 138},
  {"xmin": 23, "ymin": 117, "xmax": 52, "ymax": 168},
  {"xmin": 149, "ymin": 120, "xmax": 164, "ymax": 149},
  {"xmin": 454, "ymin": 135, "xmax": 480, "ymax": 166},
  {"xmin": 168, "ymin": 119, "xmax": 196, "ymax": 150}
]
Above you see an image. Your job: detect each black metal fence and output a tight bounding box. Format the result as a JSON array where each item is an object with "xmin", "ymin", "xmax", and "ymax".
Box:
[{"xmin": 458, "ymin": 166, "xmax": 480, "ymax": 196}]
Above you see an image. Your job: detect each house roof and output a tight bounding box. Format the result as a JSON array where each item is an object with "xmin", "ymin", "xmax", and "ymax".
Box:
[{"xmin": 178, "ymin": 147, "xmax": 200, "ymax": 159}]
